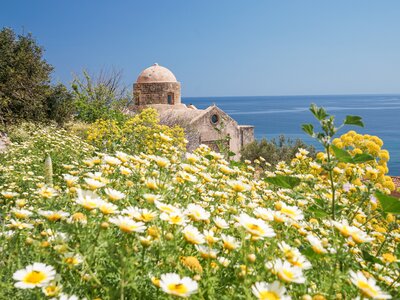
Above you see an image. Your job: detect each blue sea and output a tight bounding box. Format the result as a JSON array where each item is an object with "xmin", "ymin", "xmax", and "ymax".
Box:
[{"xmin": 183, "ymin": 94, "xmax": 400, "ymax": 175}]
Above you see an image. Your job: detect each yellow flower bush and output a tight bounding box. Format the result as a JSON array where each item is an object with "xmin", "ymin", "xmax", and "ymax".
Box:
[
  {"xmin": 86, "ymin": 108, "xmax": 187, "ymax": 156},
  {"xmin": 331, "ymin": 131, "xmax": 395, "ymax": 191}
]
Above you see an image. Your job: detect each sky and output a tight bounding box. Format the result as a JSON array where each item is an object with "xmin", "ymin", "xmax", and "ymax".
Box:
[{"xmin": 1, "ymin": 1, "xmax": 400, "ymax": 97}]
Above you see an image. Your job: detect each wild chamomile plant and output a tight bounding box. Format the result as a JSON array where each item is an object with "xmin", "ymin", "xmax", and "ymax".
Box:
[{"xmin": 0, "ymin": 107, "xmax": 398, "ymax": 299}]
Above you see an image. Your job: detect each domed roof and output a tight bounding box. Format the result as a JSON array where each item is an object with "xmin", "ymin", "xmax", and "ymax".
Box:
[{"xmin": 136, "ymin": 63, "xmax": 177, "ymax": 83}]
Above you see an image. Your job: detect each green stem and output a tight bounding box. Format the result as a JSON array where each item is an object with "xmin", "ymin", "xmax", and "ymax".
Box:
[
  {"xmin": 376, "ymin": 231, "xmax": 389, "ymax": 257},
  {"xmin": 326, "ymin": 146, "xmax": 336, "ymax": 220}
]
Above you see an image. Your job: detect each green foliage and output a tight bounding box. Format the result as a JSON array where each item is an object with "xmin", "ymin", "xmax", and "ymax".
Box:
[
  {"xmin": 331, "ymin": 144, "xmax": 374, "ymax": 164},
  {"xmin": 302, "ymin": 103, "xmax": 367, "ymax": 220},
  {"xmin": 71, "ymin": 70, "xmax": 130, "ymax": 123},
  {"xmin": 264, "ymin": 175, "xmax": 301, "ymax": 189},
  {"xmin": 46, "ymin": 84, "xmax": 75, "ymax": 125},
  {"xmin": 376, "ymin": 191, "xmax": 400, "ymax": 214},
  {"xmin": 240, "ymin": 135, "xmax": 315, "ymax": 166},
  {"xmin": 0, "ymin": 27, "xmax": 53, "ymax": 126}
]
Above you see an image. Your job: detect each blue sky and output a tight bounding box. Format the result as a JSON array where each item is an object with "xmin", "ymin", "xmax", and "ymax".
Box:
[{"xmin": 1, "ymin": 1, "xmax": 400, "ymax": 97}]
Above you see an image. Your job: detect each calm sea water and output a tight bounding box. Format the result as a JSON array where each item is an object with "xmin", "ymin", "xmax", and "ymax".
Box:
[{"xmin": 183, "ymin": 94, "xmax": 400, "ymax": 175}]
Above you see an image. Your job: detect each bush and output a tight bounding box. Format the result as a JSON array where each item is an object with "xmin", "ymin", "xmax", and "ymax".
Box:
[
  {"xmin": 86, "ymin": 108, "xmax": 187, "ymax": 155},
  {"xmin": 240, "ymin": 135, "xmax": 315, "ymax": 166},
  {"xmin": 0, "ymin": 27, "xmax": 53, "ymax": 126},
  {"xmin": 46, "ymin": 84, "xmax": 75, "ymax": 125},
  {"xmin": 71, "ymin": 70, "xmax": 130, "ymax": 123}
]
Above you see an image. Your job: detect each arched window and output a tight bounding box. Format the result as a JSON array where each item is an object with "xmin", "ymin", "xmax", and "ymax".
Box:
[{"xmin": 167, "ymin": 93, "xmax": 174, "ymax": 105}]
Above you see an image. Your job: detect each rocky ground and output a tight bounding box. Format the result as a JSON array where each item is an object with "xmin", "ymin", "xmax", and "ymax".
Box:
[{"xmin": 0, "ymin": 133, "xmax": 10, "ymax": 153}]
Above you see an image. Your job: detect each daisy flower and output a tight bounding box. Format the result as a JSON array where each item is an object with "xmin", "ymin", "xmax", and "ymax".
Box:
[
  {"xmin": 103, "ymin": 155, "xmax": 121, "ymax": 166},
  {"xmin": 349, "ymin": 270, "xmax": 391, "ymax": 299},
  {"xmin": 182, "ymin": 225, "xmax": 205, "ymax": 244},
  {"xmin": 38, "ymin": 186, "xmax": 58, "ymax": 198},
  {"xmin": 109, "ymin": 216, "xmax": 146, "ymax": 233},
  {"xmin": 185, "ymin": 203, "xmax": 210, "ymax": 221},
  {"xmin": 98, "ymin": 201, "xmax": 119, "ymax": 215},
  {"xmin": 38, "ymin": 210, "xmax": 70, "ymax": 221},
  {"xmin": 84, "ymin": 178, "xmax": 106, "ymax": 190},
  {"xmin": 160, "ymin": 212, "xmax": 187, "ymax": 226},
  {"xmin": 251, "ymin": 281, "xmax": 291, "ymax": 300},
  {"xmin": 221, "ymin": 234, "xmax": 241, "ymax": 251},
  {"xmin": 306, "ymin": 234, "xmax": 328, "ymax": 254},
  {"xmin": 228, "ymin": 180, "xmax": 250, "ymax": 192},
  {"xmin": 278, "ymin": 202, "xmax": 304, "ymax": 221},
  {"xmin": 271, "ymin": 259, "xmax": 306, "ymax": 284},
  {"xmin": 13, "ymin": 263, "xmax": 56, "ymax": 289},
  {"xmin": 104, "ymin": 188, "xmax": 126, "ymax": 201},
  {"xmin": 159, "ymin": 273, "xmax": 198, "ymax": 297},
  {"xmin": 75, "ymin": 189, "xmax": 103, "ymax": 210},
  {"xmin": 237, "ymin": 213, "xmax": 276, "ymax": 238},
  {"xmin": 214, "ymin": 216, "xmax": 229, "ymax": 229}
]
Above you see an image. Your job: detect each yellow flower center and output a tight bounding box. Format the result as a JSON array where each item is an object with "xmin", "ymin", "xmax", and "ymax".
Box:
[
  {"xmin": 167, "ymin": 283, "xmax": 188, "ymax": 295},
  {"xmin": 41, "ymin": 190, "xmax": 53, "ymax": 198},
  {"xmin": 278, "ymin": 269, "xmax": 294, "ymax": 282},
  {"xmin": 120, "ymin": 223, "xmax": 135, "ymax": 233},
  {"xmin": 141, "ymin": 213, "xmax": 154, "ymax": 222},
  {"xmin": 259, "ymin": 291, "xmax": 280, "ymax": 300},
  {"xmin": 23, "ymin": 271, "xmax": 46, "ymax": 284},
  {"xmin": 281, "ymin": 207, "xmax": 296, "ymax": 217},
  {"xmin": 247, "ymin": 223, "xmax": 265, "ymax": 235},
  {"xmin": 47, "ymin": 214, "xmax": 62, "ymax": 221},
  {"xmin": 170, "ymin": 215, "xmax": 183, "ymax": 224},
  {"xmin": 358, "ymin": 280, "xmax": 378, "ymax": 297}
]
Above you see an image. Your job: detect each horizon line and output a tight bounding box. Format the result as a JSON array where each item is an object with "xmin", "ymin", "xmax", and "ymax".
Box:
[{"xmin": 183, "ymin": 92, "xmax": 400, "ymax": 99}]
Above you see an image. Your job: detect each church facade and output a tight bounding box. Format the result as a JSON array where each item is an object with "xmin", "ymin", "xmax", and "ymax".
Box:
[{"xmin": 132, "ymin": 63, "xmax": 254, "ymax": 159}]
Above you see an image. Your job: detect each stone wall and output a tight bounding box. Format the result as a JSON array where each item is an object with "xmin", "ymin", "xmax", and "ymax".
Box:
[
  {"xmin": 238, "ymin": 126, "xmax": 255, "ymax": 149},
  {"xmin": 133, "ymin": 82, "xmax": 181, "ymax": 106},
  {"xmin": 192, "ymin": 107, "xmax": 245, "ymax": 160}
]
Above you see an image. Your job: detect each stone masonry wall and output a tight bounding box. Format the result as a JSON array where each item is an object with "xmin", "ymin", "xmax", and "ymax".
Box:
[{"xmin": 133, "ymin": 82, "xmax": 181, "ymax": 106}]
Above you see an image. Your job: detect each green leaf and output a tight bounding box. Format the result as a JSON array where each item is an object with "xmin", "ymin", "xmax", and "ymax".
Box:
[
  {"xmin": 352, "ymin": 153, "xmax": 374, "ymax": 164},
  {"xmin": 228, "ymin": 151, "xmax": 236, "ymax": 157},
  {"xmin": 331, "ymin": 145, "xmax": 353, "ymax": 163},
  {"xmin": 344, "ymin": 115, "xmax": 364, "ymax": 127},
  {"xmin": 375, "ymin": 191, "xmax": 400, "ymax": 214},
  {"xmin": 313, "ymin": 197, "xmax": 326, "ymax": 208},
  {"xmin": 301, "ymin": 246, "xmax": 318, "ymax": 259},
  {"xmin": 301, "ymin": 123, "xmax": 314, "ymax": 136},
  {"xmin": 362, "ymin": 250, "xmax": 381, "ymax": 264},
  {"xmin": 310, "ymin": 104, "xmax": 328, "ymax": 121},
  {"xmin": 265, "ymin": 175, "xmax": 301, "ymax": 189},
  {"xmin": 307, "ymin": 206, "xmax": 328, "ymax": 218}
]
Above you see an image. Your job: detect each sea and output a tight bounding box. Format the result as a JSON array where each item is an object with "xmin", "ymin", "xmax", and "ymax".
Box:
[{"xmin": 183, "ymin": 94, "xmax": 400, "ymax": 176}]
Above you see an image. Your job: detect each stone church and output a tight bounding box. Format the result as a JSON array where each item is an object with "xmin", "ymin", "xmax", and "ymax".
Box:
[{"xmin": 132, "ymin": 63, "xmax": 254, "ymax": 159}]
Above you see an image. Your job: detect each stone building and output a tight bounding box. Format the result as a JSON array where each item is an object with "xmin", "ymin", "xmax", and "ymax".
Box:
[{"xmin": 132, "ymin": 63, "xmax": 254, "ymax": 159}]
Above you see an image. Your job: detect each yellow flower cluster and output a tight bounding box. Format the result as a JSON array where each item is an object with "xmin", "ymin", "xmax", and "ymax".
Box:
[
  {"xmin": 86, "ymin": 108, "xmax": 187, "ymax": 156},
  {"xmin": 331, "ymin": 131, "xmax": 395, "ymax": 191}
]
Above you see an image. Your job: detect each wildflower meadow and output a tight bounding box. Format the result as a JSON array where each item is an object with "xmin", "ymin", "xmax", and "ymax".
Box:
[{"xmin": 0, "ymin": 105, "xmax": 399, "ymax": 299}]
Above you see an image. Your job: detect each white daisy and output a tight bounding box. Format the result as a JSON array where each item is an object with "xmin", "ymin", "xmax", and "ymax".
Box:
[
  {"xmin": 159, "ymin": 273, "xmax": 198, "ymax": 297},
  {"xmin": 252, "ymin": 281, "xmax": 291, "ymax": 300},
  {"xmin": 13, "ymin": 263, "xmax": 56, "ymax": 289}
]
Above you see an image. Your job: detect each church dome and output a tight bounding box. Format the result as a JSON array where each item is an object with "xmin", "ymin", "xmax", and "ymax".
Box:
[{"xmin": 136, "ymin": 63, "xmax": 177, "ymax": 83}]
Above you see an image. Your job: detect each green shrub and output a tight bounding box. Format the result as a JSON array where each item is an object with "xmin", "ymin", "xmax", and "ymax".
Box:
[
  {"xmin": 0, "ymin": 28, "xmax": 53, "ymax": 126},
  {"xmin": 240, "ymin": 135, "xmax": 315, "ymax": 166},
  {"xmin": 71, "ymin": 70, "xmax": 130, "ymax": 123}
]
